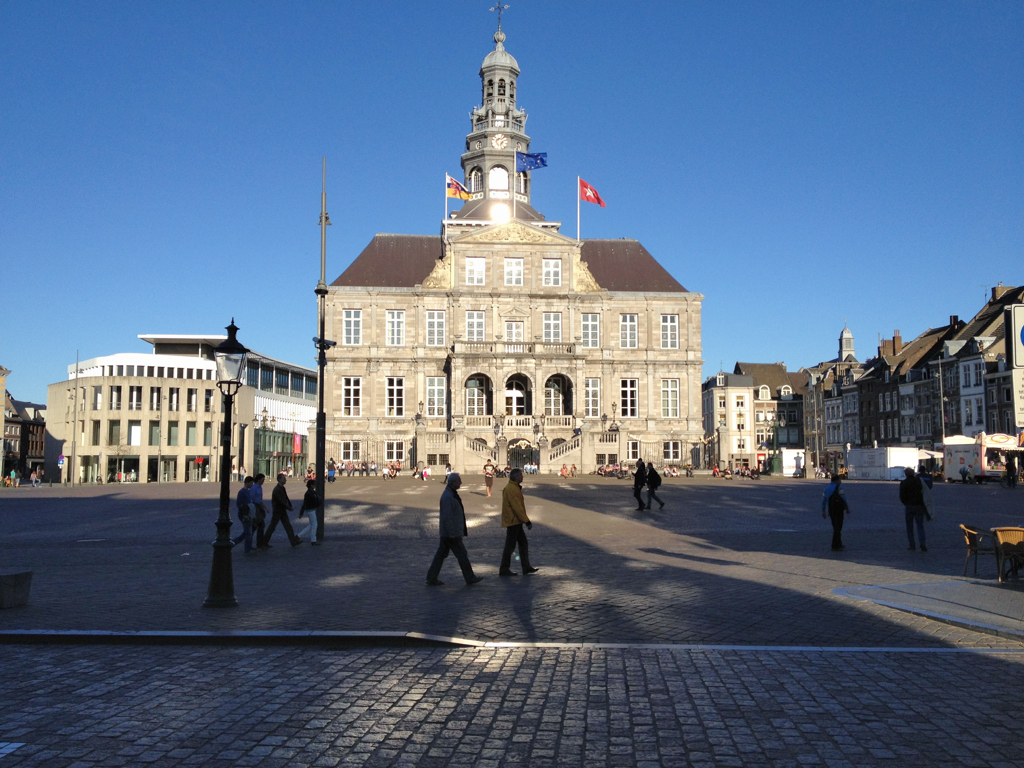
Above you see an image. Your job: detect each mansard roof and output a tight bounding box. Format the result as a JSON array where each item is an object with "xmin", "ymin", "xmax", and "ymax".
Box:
[
  {"xmin": 330, "ymin": 234, "xmax": 689, "ymax": 293},
  {"xmin": 732, "ymin": 362, "xmax": 794, "ymax": 394}
]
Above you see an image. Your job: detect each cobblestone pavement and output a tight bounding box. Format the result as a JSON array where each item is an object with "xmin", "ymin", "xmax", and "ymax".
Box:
[
  {"xmin": 1, "ymin": 644, "xmax": 1023, "ymax": 767},
  {"xmin": 1, "ymin": 477, "xmax": 1023, "ymax": 647}
]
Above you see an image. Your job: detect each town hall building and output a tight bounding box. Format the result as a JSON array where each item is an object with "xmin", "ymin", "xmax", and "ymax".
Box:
[{"xmin": 322, "ymin": 24, "xmax": 704, "ymax": 473}]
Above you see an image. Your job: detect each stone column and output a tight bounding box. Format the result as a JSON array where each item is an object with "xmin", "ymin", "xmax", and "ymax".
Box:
[
  {"xmin": 414, "ymin": 415, "xmax": 427, "ymax": 470},
  {"xmin": 451, "ymin": 416, "xmax": 465, "ymax": 474}
]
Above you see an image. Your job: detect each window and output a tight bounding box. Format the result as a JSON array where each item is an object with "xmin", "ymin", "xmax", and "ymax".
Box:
[
  {"xmin": 246, "ymin": 363, "xmax": 258, "ymax": 388},
  {"xmin": 466, "ymin": 378, "xmax": 487, "ymax": 416},
  {"xmin": 385, "ymin": 441, "xmax": 405, "ymax": 462},
  {"xmin": 544, "ymin": 379, "xmax": 563, "ymax": 416},
  {"xmin": 543, "ymin": 313, "xmax": 561, "ymax": 343},
  {"xmin": 466, "ymin": 311, "xmax": 485, "ymax": 341},
  {"xmin": 341, "ymin": 441, "xmax": 360, "ymax": 461},
  {"xmin": 426, "ymin": 310, "xmax": 445, "ymax": 347},
  {"xmin": 619, "ymin": 314, "xmax": 638, "ymax": 348},
  {"xmin": 148, "ymin": 421, "xmax": 160, "ymax": 446},
  {"xmin": 342, "ymin": 378, "xmax": 361, "ymax": 417},
  {"xmin": 109, "ymin": 386, "xmax": 122, "ymax": 411},
  {"xmin": 661, "ymin": 379, "xmax": 680, "ymax": 418},
  {"xmin": 466, "ymin": 258, "xmax": 485, "ymax": 285},
  {"xmin": 107, "ymin": 420, "xmax": 121, "ymax": 446},
  {"xmin": 780, "ymin": 385, "xmax": 792, "ymax": 398},
  {"xmin": 735, "ymin": 396, "xmax": 746, "ymax": 410},
  {"xmin": 343, "ymin": 309, "xmax": 362, "ymax": 345},
  {"xmin": 92, "ymin": 386, "xmax": 102, "ymax": 410},
  {"xmin": 187, "ymin": 388, "xmax": 198, "ymax": 412},
  {"xmin": 976, "ymin": 397, "xmax": 984, "ymax": 424},
  {"xmin": 291, "ymin": 374, "xmax": 303, "ymax": 398},
  {"xmin": 504, "ymin": 258, "xmax": 523, "ymax": 286},
  {"xmin": 386, "ymin": 310, "xmax": 405, "ymax": 346},
  {"xmin": 127, "ymin": 386, "xmax": 142, "ymax": 411},
  {"xmin": 168, "ymin": 388, "xmax": 180, "ymax": 412},
  {"xmin": 469, "ymin": 167, "xmax": 482, "ymax": 192},
  {"xmin": 488, "ymin": 165, "xmax": 509, "ymax": 191},
  {"xmin": 386, "ymin": 377, "xmax": 405, "ymax": 417},
  {"xmin": 275, "ymin": 370, "xmax": 289, "ymax": 394},
  {"xmin": 758, "ymin": 385, "xmax": 770, "ymax": 400},
  {"xmin": 585, "ymin": 378, "xmax": 601, "ymax": 418},
  {"xmin": 426, "ymin": 377, "xmax": 446, "ymax": 417},
  {"xmin": 962, "ymin": 366, "xmax": 971, "ymax": 388},
  {"xmin": 884, "ymin": 392, "xmax": 891, "ymax": 411},
  {"xmin": 663, "ymin": 441, "xmax": 681, "ymax": 461},
  {"xmin": 167, "ymin": 421, "xmax": 179, "ymax": 446},
  {"xmin": 581, "ymin": 314, "xmax": 600, "ymax": 348},
  {"xmin": 964, "ymin": 400, "xmax": 973, "ymax": 426},
  {"xmin": 203, "ymin": 422, "xmax": 213, "ymax": 447},
  {"xmin": 505, "ymin": 321, "xmax": 524, "ymax": 342},
  {"xmin": 149, "ymin": 387, "xmax": 161, "ymax": 411},
  {"xmin": 542, "ymin": 259, "xmax": 561, "ymax": 286},
  {"xmin": 204, "ymin": 389, "xmax": 213, "ymax": 413},
  {"xmin": 661, "ymin": 315, "xmax": 679, "ymax": 349},
  {"xmin": 878, "ymin": 393, "xmax": 884, "ymax": 411},
  {"xmin": 260, "ymin": 368, "xmax": 273, "ymax": 392},
  {"xmin": 305, "ymin": 377, "xmax": 316, "ymax": 401},
  {"xmin": 620, "ymin": 379, "xmax": 638, "ymax": 417},
  {"xmin": 626, "ymin": 441, "xmax": 640, "ymax": 461},
  {"xmin": 736, "ymin": 438, "xmax": 747, "ymax": 451}
]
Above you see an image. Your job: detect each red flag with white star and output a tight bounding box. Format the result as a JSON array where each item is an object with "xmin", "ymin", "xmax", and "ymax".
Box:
[{"xmin": 579, "ymin": 178, "xmax": 606, "ymax": 207}]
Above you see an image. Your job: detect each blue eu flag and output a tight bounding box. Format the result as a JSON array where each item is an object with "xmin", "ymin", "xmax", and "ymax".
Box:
[{"xmin": 515, "ymin": 152, "xmax": 548, "ymax": 172}]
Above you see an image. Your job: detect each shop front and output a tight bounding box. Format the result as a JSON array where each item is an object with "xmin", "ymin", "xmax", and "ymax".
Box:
[{"xmin": 254, "ymin": 428, "xmax": 308, "ymax": 479}]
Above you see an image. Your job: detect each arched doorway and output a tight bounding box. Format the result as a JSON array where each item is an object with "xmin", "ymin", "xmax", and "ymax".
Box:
[
  {"xmin": 504, "ymin": 374, "xmax": 532, "ymax": 416},
  {"xmin": 465, "ymin": 374, "xmax": 493, "ymax": 416},
  {"xmin": 507, "ymin": 438, "xmax": 535, "ymax": 469},
  {"xmin": 544, "ymin": 374, "xmax": 573, "ymax": 416}
]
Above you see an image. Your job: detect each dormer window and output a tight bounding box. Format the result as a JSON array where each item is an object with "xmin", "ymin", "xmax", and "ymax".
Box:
[
  {"xmin": 498, "ymin": 79, "xmax": 506, "ymax": 96},
  {"xmin": 758, "ymin": 385, "xmax": 770, "ymax": 400},
  {"xmin": 716, "ymin": 373, "xmax": 725, "ymax": 387},
  {"xmin": 780, "ymin": 385, "xmax": 792, "ymax": 398}
]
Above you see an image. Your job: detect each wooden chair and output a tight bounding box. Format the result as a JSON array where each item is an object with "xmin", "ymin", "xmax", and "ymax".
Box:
[
  {"xmin": 960, "ymin": 524, "xmax": 996, "ymax": 576},
  {"xmin": 992, "ymin": 527, "xmax": 1024, "ymax": 583}
]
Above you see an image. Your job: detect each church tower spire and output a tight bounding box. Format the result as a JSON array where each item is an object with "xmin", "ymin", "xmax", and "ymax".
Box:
[{"xmin": 446, "ymin": 13, "xmax": 557, "ymax": 232}]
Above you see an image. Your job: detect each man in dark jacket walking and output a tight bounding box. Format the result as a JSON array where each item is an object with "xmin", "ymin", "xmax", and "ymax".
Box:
[
  {"xmin": 900, "ymin": 467, "xmax": 929, "ymax": 551},
  {"xmin": 645, "ymin": 465, "xmax": 665, "ymax": 509},
  {"xmin": 633, "ymin": 459, "xmax": 647, "ymax": 511},
  {"xmin": 265, "ymin": 473, "xmax": 302, "ymax": 548},
  {"xmin": 426, "ymin": 473, "xmax": 482, "ymax": 586},
  {"xmin": 821, "ymin": 474, "xmax": 849, "ymax": 551}
]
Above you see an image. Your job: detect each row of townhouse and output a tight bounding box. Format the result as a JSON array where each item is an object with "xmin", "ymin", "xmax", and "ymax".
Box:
[{"xmin": 800, "ymin": 284, "xmax": 1024, "ymax": 473}]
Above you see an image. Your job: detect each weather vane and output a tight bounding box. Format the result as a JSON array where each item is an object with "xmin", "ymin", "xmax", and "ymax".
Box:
[{"xmin": 490, "ymin": 3, "xmax": 510, "ymax": 30}]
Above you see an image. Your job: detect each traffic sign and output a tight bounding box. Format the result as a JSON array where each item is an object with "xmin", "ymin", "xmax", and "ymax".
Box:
[
  {"xmin": 1008, "ymin": 305, "xmax": 1024, "ymax": 369},
  {"xmin": 57, "ymin": 459, "xmax": 65, "ymax": 467},
  {"xmin": 58, "ymin": 454, "xmax": 64, "ymax": 461}
]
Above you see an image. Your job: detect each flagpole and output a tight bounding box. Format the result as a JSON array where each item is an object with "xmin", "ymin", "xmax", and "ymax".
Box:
[
  {"xmin": 577, "ymin": 176, "xmax": 581, "ymax": 242},
  {"xmin": 513, "ymin": 153, "xmax": 517, "ymax": 221},
  {"xmin": 444, "ymin": 174, "xmax": 448, "ymax": 242}
]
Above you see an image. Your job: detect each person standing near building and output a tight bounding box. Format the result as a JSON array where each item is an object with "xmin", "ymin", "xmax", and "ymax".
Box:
[
  {"xmin": 1006, "ymin": 454, "xmax": 1018, "ymax": 489},
  {"xmin": 483, "ymin": 459, "xmax": 495, "ymax": 498},
  {"xmin": 820, "ymin": 473, "xmax": 849, "ymax": 551},
  {"xmin": 327, "ymin": 458, "xmax": 336, "ymax": 483},
  {"xmin": 296, "ymin": 478, "xmax": 320, "ymax": 545},
  {"xmin": 900, "ymin": 467, "xmax": 929, "ymax": 551},
  {"xmin": 645, "ymin": 465, "xmax": 665, "ymax": 509},
  {"xmin": 633, "ymin": 459, "xmax": 647, "ymax": 511},
  {"xmin": 251, "ymin": 473, "xmax": 269, "ymax": 549},
  {"xmin": 266, "ymin": 472, "xmax": 302, "ymax": 548},
  {"xmin": 232, "ymin": 476, "xmax": 255, "ymax": 553},
  {"xmin": 499, "ymin": 468, "xmax": 538, "ymax": 576},
  {"xmin": 425, "ymin": 473, "xmax": 482, "ymax": 586}
]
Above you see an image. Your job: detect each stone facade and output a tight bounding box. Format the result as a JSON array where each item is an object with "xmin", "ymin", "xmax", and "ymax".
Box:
[{"xmin": 321, "ymin": 30, "xmax": 704, "ymax": 474}]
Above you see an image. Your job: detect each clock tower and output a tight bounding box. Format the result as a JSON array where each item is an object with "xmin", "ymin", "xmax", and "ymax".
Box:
[{"xmin": 447, "ymin": 23, "xmax": 557, "ymax": 231}]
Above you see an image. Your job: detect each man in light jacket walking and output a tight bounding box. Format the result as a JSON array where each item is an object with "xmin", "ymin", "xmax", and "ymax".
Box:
[
  {"xmin": 426, "ymin": 473, "xmax": 483, "ymax": 586},
  {"xmin": 499, "ymin": 468, "xmax": 538, "ymax": 576}
]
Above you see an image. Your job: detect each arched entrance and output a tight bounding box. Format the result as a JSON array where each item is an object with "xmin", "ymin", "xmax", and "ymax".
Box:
[
  {"xmin": 507, "ymin": 438, "xmax": 535, "ymax": 469},
  {"xmin": 504, "ymin": 374, "xmax": 532, "ymax": 416}
]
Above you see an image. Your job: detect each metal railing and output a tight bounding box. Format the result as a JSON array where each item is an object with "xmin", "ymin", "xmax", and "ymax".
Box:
[{"xmin": 549, "ymin": 435, "xmax": 581, "ymax": 461}]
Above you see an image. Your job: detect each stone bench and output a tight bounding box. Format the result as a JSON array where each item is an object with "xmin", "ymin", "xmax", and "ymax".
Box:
[{"xmin": 0, "ymin": 571, "xmax": 32, "ymax": 608}]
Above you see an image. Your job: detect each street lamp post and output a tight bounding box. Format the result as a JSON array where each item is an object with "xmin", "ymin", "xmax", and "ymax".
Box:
[
  {"xmin": 204, "ymin": 319, "xmax": 249, "ymax": 608},
  {"xmin": 767, "ymin": 412, "xmax": 787, "ymax": 475}
]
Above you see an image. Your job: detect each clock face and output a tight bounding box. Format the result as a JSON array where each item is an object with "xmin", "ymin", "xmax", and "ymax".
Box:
[
  {"xmin": 516, "ymin": 142, "xmax": 522, "ymax": 151},
  {"xmin": 491, "ymin": 133, "xmax": 509, "ymax": 149},
  {"xmin": 475, "ymin": 140, "xmax": 482, "ymax": 150}
]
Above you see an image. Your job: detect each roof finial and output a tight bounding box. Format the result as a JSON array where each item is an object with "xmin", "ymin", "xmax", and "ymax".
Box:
[{"xmin": 490, "ymin": 3, "xmax": 509, "ymax": 45}]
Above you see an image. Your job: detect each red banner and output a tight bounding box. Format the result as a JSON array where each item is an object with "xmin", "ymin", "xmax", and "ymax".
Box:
[{"xmin": 294, "ymin": 433, "xmax": 302, "ymax": 454}]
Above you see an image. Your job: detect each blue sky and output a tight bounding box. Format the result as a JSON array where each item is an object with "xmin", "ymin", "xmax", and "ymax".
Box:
[{"xmin": 2, "ymin": 1, "xmax": 1021, "ymax": 403}]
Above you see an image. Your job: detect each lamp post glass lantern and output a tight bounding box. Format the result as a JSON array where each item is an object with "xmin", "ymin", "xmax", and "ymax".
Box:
[{"xmin": 204, "ymin": 319, "xmax": 249, "ymax": 608}]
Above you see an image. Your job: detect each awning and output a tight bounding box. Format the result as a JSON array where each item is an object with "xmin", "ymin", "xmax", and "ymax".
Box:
[{"xmin": 918, "ymin": 449, "xmax": 942, "ymax": 460}]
